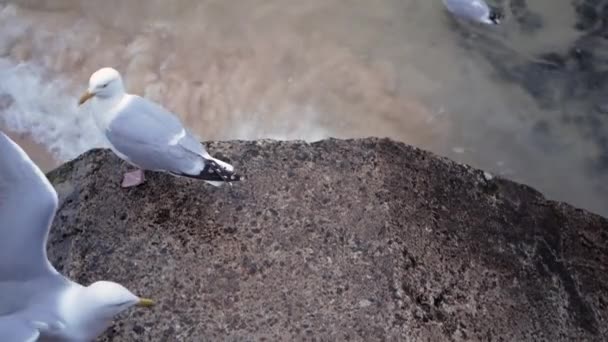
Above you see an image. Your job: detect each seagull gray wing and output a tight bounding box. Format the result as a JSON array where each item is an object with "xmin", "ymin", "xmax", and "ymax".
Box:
[
  {"xmin": 106, "ymin": 95, "xmax": 207, "ymax": 174},
  {"xmin": 0, "ymin": 132, "xmax": 59, "ymax": 281},
  {"xmin": 0, "ymin": 316, "xmax": 40, "ymax": 342}
]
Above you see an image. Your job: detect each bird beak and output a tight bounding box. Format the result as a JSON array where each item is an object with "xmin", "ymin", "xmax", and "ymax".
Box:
[
  {"xmin": 136, "ymin": 298, "xmax": 155, "ymax": 307},
  {"xmin": 78, "ymin": 91, "xmax": 95, "ymax": 106}
]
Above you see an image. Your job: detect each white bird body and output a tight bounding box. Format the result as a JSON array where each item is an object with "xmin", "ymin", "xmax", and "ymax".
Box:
[
  {"xmin": 0, "ymin": 131, "xmax": 154, "ymax": 341},
  {"xmin": 79, "ymin": 67, "xmax": 241, "ymax": 188},
  {"xmin": 443, "ymin": 0, "xmax": 500, "ymax": 25}
]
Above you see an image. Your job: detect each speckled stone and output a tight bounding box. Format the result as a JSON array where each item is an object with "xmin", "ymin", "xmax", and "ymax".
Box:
[{"xmin": 46, "ymin": 138, "xmax": 608, "ymax": 341}]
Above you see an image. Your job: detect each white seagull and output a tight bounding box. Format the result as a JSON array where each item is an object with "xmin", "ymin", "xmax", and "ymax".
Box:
[
  {"xmin": 78, "ymin": 67, "xmax": 242, "ymax": 188},
  {"xmin": 0, "ymin": 131, "xmax": 154, "ymax": 341},
  {"xmin": 443, "ymin": 0, "xmax": 502, "ymax": 25}
]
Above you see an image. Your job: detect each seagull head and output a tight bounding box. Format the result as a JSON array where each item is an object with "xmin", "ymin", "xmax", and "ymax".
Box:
[
  {"xmin": 82, "ymin": 281, "xmax": 154, "ymax": 319},
  {"xmin": 69, "ymin": 281, "xmax": 153, "ymax": 337},
  {"xmin": 78, "ymin": 67, "xmax": 125, "ymax": 105}
]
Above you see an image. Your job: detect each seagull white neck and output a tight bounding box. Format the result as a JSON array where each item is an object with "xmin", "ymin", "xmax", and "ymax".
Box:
[{"xmin": 91, "ymin": 94, "xmax": 130, "ymax": 131}]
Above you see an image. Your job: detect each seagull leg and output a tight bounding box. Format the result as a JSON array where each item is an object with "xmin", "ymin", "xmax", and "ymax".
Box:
[{"xmin": 121, "ymin": 169, "xmax": 146, "ymax": 188}]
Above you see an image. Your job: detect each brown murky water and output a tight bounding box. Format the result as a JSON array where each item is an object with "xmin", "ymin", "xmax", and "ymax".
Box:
[{"xmin": 0, "ymin": 0, "xmax": 607, "ymax": 216}]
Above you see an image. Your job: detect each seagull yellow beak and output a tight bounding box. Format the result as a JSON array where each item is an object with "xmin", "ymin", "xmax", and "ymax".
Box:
[
  {"xmin": 136, "ymin": 298, "xmax": 155, "ymax": 307},
  {"xmin": 78, "ymin": 91, "xmax": 95, "ymax": 106}
]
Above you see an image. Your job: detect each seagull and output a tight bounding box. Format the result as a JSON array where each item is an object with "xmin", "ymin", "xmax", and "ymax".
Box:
[
  {"xmin": 443, "ymin": 0, "xmax": 502, "ymax": 25},
  {"xmin": 78, "ymin": 67, "xmax": 242, "ymax": 188},
  {"xmin": 0, "ymin": 131, "xmax": 154, "ymax": 341}
]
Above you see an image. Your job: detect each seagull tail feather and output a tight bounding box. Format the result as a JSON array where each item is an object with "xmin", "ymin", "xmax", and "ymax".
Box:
[
  {"xmin": 488, "ymin": 9, "xmax": 502, "ymax": 24},
  {"xmin": 176, "ymin": 157, "xmax": 243, "ymax": 186}
]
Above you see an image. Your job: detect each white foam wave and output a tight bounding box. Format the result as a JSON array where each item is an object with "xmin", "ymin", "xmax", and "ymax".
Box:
[
  {"xmin": 0, "ymin": 56, "xmax": 331, "ymax": 164},
  {"xmin": 0, "ymin": 59, "xmax": 108, "ymax": 161}
]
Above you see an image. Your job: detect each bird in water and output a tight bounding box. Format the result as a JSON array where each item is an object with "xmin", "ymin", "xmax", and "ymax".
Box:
[
  {"xmin": 78, "ymin": 67, "xmax": 242, "ymax": 188},
  {"xmin": 443, "ymin": 0, "xmax": 502, "ymax": 25}
]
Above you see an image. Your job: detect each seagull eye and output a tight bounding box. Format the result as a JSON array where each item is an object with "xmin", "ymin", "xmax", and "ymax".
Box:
[{"xmin": 102, "ymin": 83, "xmax": 108, "ymax": 88}]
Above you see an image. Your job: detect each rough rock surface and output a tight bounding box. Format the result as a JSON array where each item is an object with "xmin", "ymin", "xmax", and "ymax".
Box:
[{"xmin": 46, "ymin": 138, "xmax": 608, "ymax": 341}]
